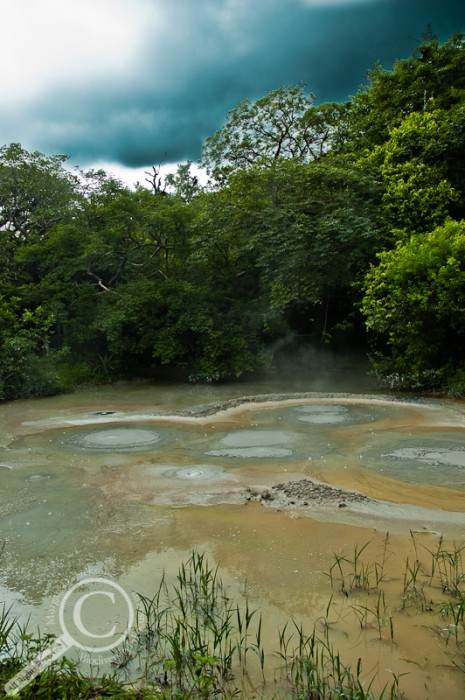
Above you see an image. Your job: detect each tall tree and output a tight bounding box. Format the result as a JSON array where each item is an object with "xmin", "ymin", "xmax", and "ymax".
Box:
[
  {"xmin": 339, "ymin": 32, "xmax": 465, "ymax": 154},
  {"xmin": 0, "ymin": 143, "xmax": 76, "ymax": 245},
  {"xmin": 202, "ymin": 85, "xmax": 341, "ymax": 183},
  {"xmin": 361, "ymin": 220, "xmax": 465, "ymax": 391},
  {"xmin": 365, "ymin": 108, "xmax": 462, "ymax": 235}
]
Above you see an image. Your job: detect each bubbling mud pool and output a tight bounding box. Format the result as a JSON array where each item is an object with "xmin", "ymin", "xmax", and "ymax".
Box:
[
  {"xmin": 1, "ymin": 383, "xmax": 465, "ymax": 698},
  {"xmin": 74, "ymin": 427, "xmax": 162, "ymax": 450}
]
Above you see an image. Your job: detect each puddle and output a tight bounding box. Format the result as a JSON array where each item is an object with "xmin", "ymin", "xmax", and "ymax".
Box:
[
  {"xmin": 149, "ymin": 464, "xmax": 228, "ymax": 481},
  {"xmin": 207, "ymin": 446, "xmax": 293, "ymax": 458},
  {"xmin": 385, "ymin": 446, "xmax": 465, "ymax": 467},
  {"xmin": 206, "ymin": 428, "xmax": 296, "ymax": 459},
  {"xmin": 359, "ymin": 432, "xmax": 465, "ymax": 489},
  {"xmin": 295, "ymin": 404, "xmax": 351, "ymax": 423},
  {"xmin": 77, "ymin": 427, "xmax": 162, "ymax": 450},
  {"xmin": 26, "ymin": 474, "xmax": 52, "ymax": 482}
]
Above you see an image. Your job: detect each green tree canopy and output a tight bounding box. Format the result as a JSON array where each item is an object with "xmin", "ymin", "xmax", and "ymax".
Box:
[
  {"xmin": 361, "ymin": 220, "xmax": 465, "ymax": 389},
  {"xmin": 0, "ymin": 143, "xmax": 76, "ymax": 244},
  {"xmin": 2, "ymin": 32, "xmax": 465, "ymax": 398},
  {"xmin": 365, "ymin": 108, "xmax": 462, "ymax": 235},
  {"xmin": 340, "ymin": 32, "xmax": 465, "ymax": 154},
  {"xmin": 202, "ymin": 85, "xmax": 343, "ymax": 183}
]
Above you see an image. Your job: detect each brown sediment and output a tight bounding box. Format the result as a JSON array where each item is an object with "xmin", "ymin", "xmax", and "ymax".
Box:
[{"xmin": 315, "ymin": 465, "xmax": 465, "ymax": 512}]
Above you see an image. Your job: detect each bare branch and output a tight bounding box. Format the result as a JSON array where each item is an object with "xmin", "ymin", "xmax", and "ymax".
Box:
[{"xmin": 145, "ymin": 161, "xmax": 167, "ymax": 195}]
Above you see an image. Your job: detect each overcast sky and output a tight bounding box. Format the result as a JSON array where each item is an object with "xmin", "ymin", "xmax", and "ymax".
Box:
[{"xmin": 1, "ymin": 0, "xmax": 464, "ymax": 185}]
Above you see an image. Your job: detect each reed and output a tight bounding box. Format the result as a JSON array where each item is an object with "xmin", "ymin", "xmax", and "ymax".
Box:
[
  {"xmin": 401, "ymin": 556, "xmax": 426, "ymax": 610},
  {"xmin": 275, "ymin": 621, "xmax": 400, "ymax": 699},
  {"xmin": 375, "ymin": 532, "xmax": 392, "ymax": 587},
  {"xmin": 434, "ymin": 593, "xmax": 465, "ymax": 673},
  {"xmin": 0, "ymin": 604, "xmax": 17, "ymax": 658},
  {"xmin": 329, "ymin": 534, "xmax": 465, "ymax": 690},
  {"xmin": 111, "ymin": 551, "xmax": 263, "ymax": 697},
  {"xmin": 327, "ymin": 540, "xmax": 378, "ymax": 595},
  {"xmin": 425, "ymin": 537, "xmax": 465, "ymax": 597},
  {"xmin": 0, "ymin": 606, "xmax": 149, "ymax": 699},
  {"xmin": 350, "ymin": 591, "xmax": 394, "ymax": 642}
]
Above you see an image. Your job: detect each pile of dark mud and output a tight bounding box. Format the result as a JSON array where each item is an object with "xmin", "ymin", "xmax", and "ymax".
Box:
[{"xmin": 244, "ymin": 478, "xmax": 371, "ymax": 509}]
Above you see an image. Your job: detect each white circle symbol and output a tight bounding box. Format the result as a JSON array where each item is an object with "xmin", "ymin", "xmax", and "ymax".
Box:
[{"xmin": 58, "ymin": 577, "xmax": 134, "ymax": 653}]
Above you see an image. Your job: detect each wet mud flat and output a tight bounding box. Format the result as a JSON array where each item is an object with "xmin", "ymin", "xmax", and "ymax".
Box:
[
  {"xmin": 2, "ymin": 388, "xmax": 465, "ymax": 699},
  {"xmin": 9, "ymin": 390, "xmax": 465, "ymax": 520},
  {"xmin": 167, "ymin": 392, "xmax": 465, "ymax": 526}
]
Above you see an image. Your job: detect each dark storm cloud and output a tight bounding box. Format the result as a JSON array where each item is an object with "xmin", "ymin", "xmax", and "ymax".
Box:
[{"xmin": 4, "ymin": 0, "xmax": 465, "ymax": 168}]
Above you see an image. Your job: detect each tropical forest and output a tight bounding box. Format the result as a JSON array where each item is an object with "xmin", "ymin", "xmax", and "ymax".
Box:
[{"xmin": 1, "ymin": 32, "xmax": 465, "ymax": 399}]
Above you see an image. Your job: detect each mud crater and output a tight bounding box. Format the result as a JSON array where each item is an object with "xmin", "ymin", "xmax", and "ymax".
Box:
[{"xmin": 64, "ymin": 426, "xmax": 163, "ymax": 452}]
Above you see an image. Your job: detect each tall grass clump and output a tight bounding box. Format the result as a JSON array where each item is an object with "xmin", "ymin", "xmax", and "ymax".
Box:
[
  {"xmin": 275, "ymin": 620, "xmax": 401, "ymax": 700},
  {"xmin": 326, "ymin": 534, "xmax": 392, "ymax": 596},
  {"xmin": 117, "ymin": 551, "xmax": 403, "ymax": 699},
  {"xmin": 422, "ymin": 536, "xmax": 465, "ymax": 675},
  {"xmin": 111, "ymin": 551, "xmax": 265, "ymax": 698},
  {"xmin": 0, "ymin": 603, "xmax": 152, "ymax": 699}
]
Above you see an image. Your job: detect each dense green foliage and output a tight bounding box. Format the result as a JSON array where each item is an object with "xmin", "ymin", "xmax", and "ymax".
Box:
[
  {"xmin": 361, "ymin": 220, "xmax": 465, "ymax": 392},
  {"xmin": 1, "ymin": 33, "xmax": 465, "ymax": 398}
]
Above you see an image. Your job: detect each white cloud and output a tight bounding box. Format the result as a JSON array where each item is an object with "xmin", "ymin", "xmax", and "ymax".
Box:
[
  {"xmin": 77, "ymin": 160, "xmax": 157, "ymax": 188},
  {"xmin": 298, "ymin": 0, "xmax": 376, "ymax": 5},
  {"xmin": 81, "ymin": 160, "xmax": 208, "ymax": 191},
  {"xmin": 1, "ymin": 0, "xmax": 158, "ymax": 100}
]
